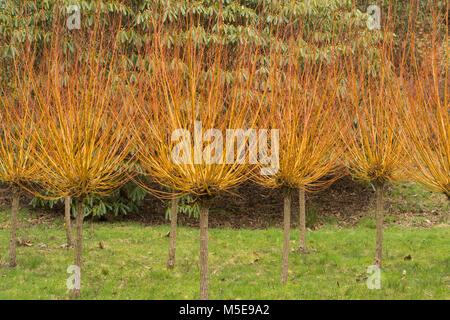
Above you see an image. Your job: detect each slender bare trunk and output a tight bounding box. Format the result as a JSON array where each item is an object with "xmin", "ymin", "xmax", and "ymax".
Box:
[
  {"xmin": 167, "ymin": 198, "xmax": 178, "ymax": 269},
  {"xmin": 281, "ymin": 189, "xmax": 291, "ymax": 284},
  {"xmin": 65, "ymin": 196, "xmax": 74, "ymax": 246},
  {"xmin": 70, "ymin": 198, "xmax": 84, "ymax": 298},
  {"xmin": 298, "ymin": 188, "xmax": 306, "ymax": 252},
  {"xmin": 374, "ymin": 181, "xmax": 384, "ymax": 267},
  {"xmin": 199, "ymin": 200, "xmax": 210, "ymax": 300},
  {"xmin": 9, "ymin": 187, "xmax": 20, "ymax": 267}
]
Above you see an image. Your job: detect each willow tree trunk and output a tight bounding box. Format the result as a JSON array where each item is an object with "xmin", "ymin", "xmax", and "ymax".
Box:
[
  {"xmin": 65, "ymin": 196, "xmax": 74, "ymax": 246},
  {"xmin": 167, "ymin": 198, "xmax": 178, "ymax": 269},
  {"xmin": 374, "ymin": 181, "xmax": 384, "ymax": 267},
  {"xmin": 9, "ymin": 187, "xmax": 20, "ymax": 267},
  {"xmin": 298, "ymin": 188, "xmax": 306, "ymax": 252},
  {"xmin": 199, "ymin": 200, "xmax": 210, "ymax": 300},
  {"xmin": 281, "ymin": 189, "xmax": 292, "ymax": 284},
  {"xmin": 70, "ymin": 198, "xmax": 84, "ymax": 298}
]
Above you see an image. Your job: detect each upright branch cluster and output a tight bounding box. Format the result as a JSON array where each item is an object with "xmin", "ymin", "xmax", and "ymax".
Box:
[{"xmin": 400, "ymin": 26, "xmax": 449, "ymax": 200}]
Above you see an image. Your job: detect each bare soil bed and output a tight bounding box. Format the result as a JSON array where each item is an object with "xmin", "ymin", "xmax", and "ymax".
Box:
[{"xmin": 2, "ymin": 176, "xmax": 447, "ymax": 230}]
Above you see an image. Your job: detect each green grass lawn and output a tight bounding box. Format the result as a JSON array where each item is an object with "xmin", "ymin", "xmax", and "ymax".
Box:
[{"xmin": 0, "ymin": 208, "xmax": 448, "ymax": 300}]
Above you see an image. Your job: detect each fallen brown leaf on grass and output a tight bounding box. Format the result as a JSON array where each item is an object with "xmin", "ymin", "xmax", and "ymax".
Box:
[
  {"xmin": 24, "ymin": 217, "xmax": 45, "ymax": 224},
  {"xmin": 17, "ymin": 239, "xmax": 33, "ymax": 247},
  {"xmin": 250, "ymin": 258, "xmax": 259, "ymax": 264}
]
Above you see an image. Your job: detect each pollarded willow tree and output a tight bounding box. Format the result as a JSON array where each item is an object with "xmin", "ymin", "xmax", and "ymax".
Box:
[
  {"xmin": 27, "ymin": 21, "xmax": 135, "ymax": 297},
  {"xmin": 342, "ymin": 42, "xmax": 409, "ymax": 267},
  {"xmin": 131, "ymin": 31, "xmax": 265, "ymax": 299},
  {"xmin": 254, "ymin": 40, "xmax": 347, "ymax": 284},
  {"xmin": 0, "ymin": 56, "xmax": 38, "ymax": 267}
]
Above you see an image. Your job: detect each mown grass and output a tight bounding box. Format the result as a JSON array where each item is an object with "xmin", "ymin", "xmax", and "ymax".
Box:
[{"xmin": 0, "ymin": 208, "xmax": 448, "ymax": 300}]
